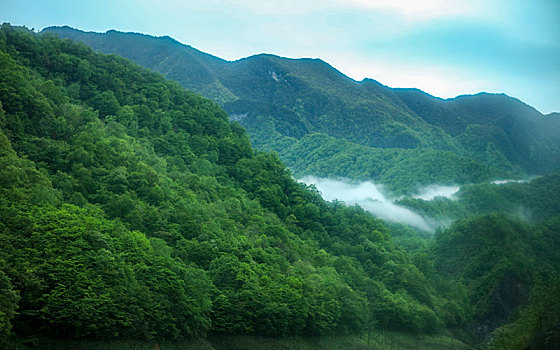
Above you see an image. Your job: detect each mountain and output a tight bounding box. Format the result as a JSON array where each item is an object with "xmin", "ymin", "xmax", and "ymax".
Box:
[
  {"xmin": 1, "ymin": 23, "xmax": 559, "ymax": 350},
  {"xmin": 43, "ymin": 26, "xmax": 560, "ymax": 193},
  {"xmin": 0, "ymin": 23, "xmax": 478, "ymax": 347},
  {"xmin": 432, "ymin": 213, "xmax": 560, "ymax": 347}
]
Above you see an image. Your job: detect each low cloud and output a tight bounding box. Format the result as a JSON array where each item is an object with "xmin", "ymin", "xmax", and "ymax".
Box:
[
  {"xmin": 412, "ymin": 184, "xmax": 460, "ymax": 200},
  {"xmin": 491, "ymin": 179, "xmax": 529, "ymax": 185},
  {"xmin": 300, "ymin": 176, "xmax": 447, "ymax": 232}
]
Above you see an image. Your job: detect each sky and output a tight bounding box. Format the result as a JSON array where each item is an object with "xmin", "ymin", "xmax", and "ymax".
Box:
[{"xmin": 1, "ymin": 0, "xmax": 559, "ymax": 113}]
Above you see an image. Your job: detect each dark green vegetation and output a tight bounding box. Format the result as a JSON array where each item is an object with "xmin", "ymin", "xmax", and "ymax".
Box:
[
  {"xmin": 398, "ymin": 175, "xmax": 560, "ymax": 223},
  {"xmin": 1, "ymin": 24, "xmax": 559, "ymax": 350},
  {"xmin": 43, "ymin": 26, "xmax": 560, "ymax": 194},
  {"xmin": 11, "ymin": 332, "xmax": 473, "ymax": 350},
  {"xmin": 398, "ymin": 177, "xmax": 560, "ymax": 349},
  {"xmin": 432, "ymin": 213, "xmax": 560, "ymax": 348},
  {"xmin": 0, "ymin": 24, "xmax": 476, "ymax": 347}
]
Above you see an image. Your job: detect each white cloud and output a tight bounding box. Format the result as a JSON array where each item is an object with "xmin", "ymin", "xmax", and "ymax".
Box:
[
  {"xmin": 215, "ymin": 0, "xmax": 333, "ymax": 15},
  {"xmin": 336, "ymin": 0, "xmax": 487, "ymax": 21},
  {"xmin": 300, "ymin": 176, "xmax": 447, "ymax": 232},
  {"xmin": 491, "ymin": 179, "xmax": 529, "ymax": 185},
  {"xmin": 413, "ymin": 185, "xmax": 460, "ymax": 200}
]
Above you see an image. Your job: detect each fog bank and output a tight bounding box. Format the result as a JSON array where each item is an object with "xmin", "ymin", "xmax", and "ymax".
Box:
[
  {"xmin": 412, "ymin": 185, "xmax": 460, "ymax": 200},
  {"xmin": 300, "ymin": 176, "xmax": 445, "ymax": 232},
  {"xmin": 491, "ymin": 179, "xmax": 529, "ymax": 185}
]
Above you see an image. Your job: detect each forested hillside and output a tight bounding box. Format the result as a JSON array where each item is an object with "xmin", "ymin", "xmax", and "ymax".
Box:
[
  {"xmin": 43, "ymin": 26, "xmax": 560, "ymax": 193},
  {"xmin": 0, "ymin": 24, "xmax": 475, "ymax": 347},
  {"xmin": 398, "ymin": 175, "xmax": 560, "ymax": 223},
  {"xmin": 432, "ymin": 213, "xmax": 560, "ymax": 349},
  {"xmin": 1, "ymin": 24, "xmax": 559, "ymax": 350}
]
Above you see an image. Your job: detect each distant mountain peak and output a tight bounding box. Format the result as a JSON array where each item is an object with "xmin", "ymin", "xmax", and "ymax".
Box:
[{"xmin": 42, "ymin": 26, "xmax": 560, "ymax": 176}]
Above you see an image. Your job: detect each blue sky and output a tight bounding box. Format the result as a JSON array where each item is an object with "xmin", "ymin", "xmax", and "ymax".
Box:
[{"xmin": 1, "ymin": 0, "xmax": 559, "ymax": 113}]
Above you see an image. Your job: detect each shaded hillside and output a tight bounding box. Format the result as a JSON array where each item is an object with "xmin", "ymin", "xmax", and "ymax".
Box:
[
  {"xmin": 1, "ymin": 24, "xmax": 471, "ymax": 345},
  {"xmin": 431, "ymin": 213, "xmax": 560, "ymax": 345},
  {"xmin": 397, "ymin": 174, "xmax": 560, "ymax": 223},
  {"xmin": 43, "ymin": 26, "xmax": 560, "ymax": 189},
  {"xmin": 395, "ymin": 90, "xmax": 560, "ymax": 172},
  {"xmin": 2, "ymin": 24, "xmax": 558, "ymax": 350},
  {"xmin": 40, "ymin": 27, "xmax": 235, "ymax": 104}
]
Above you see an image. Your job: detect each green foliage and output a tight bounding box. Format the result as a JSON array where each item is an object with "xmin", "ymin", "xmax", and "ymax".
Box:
[
  {"xmin": 431, "ymin": 213, "xmax": 560, "ymax": 343},
  {"xmin": 252, "ymin": 130, "xmax": 502, "ymax": 194},
  {"xmin": 1, "ymin": 205, "xmax": 213, "ymax": 339},
  {"xmin": 0, "ymin": 24, "xmax": 453, "ymax": 342},
  {"xmin": 0, "ymin": 23, "xmax": 558, "ymax": 350},
  {"xmin": 43, "ymin": 26, "xmax": 560, "ymax": 192},
  {"xmin": 488, "ymin": 276, "xmax": 560, "ymax": 350},
  {"xmin": 398, "ymin": 174, "xmax": 560, "ymax": 223},
  {"xmin": 0, "ymin": 262, "xmax": 19, "ymax": 343}
]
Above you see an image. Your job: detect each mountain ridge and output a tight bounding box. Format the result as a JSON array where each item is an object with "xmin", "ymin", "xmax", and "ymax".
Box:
[
  {"xmin": 1, "ymin": 23, "xmax": 559, "ymax": 349},
  {"xmin": 44, "ymin": 26, "xmax": 555, "ymax": 111},
  {"xmin": 2, "ymin": 23, "xmax": 459, "ymax": 342},
  {"xmin": 42, "ymin": 26, "xmax": 560, "ymax": 191}
]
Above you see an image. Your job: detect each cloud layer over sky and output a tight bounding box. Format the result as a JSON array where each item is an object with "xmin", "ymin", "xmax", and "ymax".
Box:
[{"xmin": 1, "ymin": 0, "xmax": 559, "ymax": 113}]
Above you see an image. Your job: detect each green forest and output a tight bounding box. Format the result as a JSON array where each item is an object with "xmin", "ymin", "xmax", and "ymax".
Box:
[
  {"xmin": 42, "ymin": 26, "xmax": 560, "ymax": 195},
  {"xmin": 0, "ymin": 24, "xmax": 559, "ymax": 350}
]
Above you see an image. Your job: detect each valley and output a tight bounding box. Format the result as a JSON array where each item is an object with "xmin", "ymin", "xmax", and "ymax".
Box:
[{"xmin": 0, "ymin": 24, "xmax": 558, "ymax": 350}]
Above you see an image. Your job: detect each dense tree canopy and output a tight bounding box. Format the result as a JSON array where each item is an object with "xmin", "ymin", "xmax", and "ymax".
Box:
[
  {"xmin": 0, "ymin": 24, "xmax": 463, "ymax": 342},
  {"xmin": 43, "ymin": 26, "xmax": 560, "ymax": 193},
  {"xmin": 1, "ymin": 24, "xmax": 558, "ymax": 350}
]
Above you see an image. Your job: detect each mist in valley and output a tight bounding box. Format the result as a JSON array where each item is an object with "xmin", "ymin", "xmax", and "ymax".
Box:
[
  {"xmin": 412, "ymin": 185, "xmax": 460, "ymax": 200},
  {"xmin": 491, "ymin": 179, "xmax": 530, "ymax": 185},
  {"xmin": 299, "ymin": 176, "xmax": 456, "ymax": 232}
]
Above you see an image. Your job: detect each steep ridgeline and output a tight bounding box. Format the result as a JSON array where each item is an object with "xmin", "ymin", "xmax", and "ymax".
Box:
[
  {"xmin": 0, "ymin": 24, "xmax": 475, "ymax": 346},
  {"xmin": 44, "ymin": 26, "xmax": 560, "ymax": 193}
]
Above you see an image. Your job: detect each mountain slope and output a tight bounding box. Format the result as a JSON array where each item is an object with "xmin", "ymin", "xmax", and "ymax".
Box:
[
  {"xmin": 431, "ymin": 213, "xmax": 560, "ymax": 344},
  {"xmin": 43, "ymin": 26, "xmax": 560, "ymax": 192},
  {"xmin": 42, "ymin": 26, "xmax": 236, "ymax": 104},
  {"xmin": 1, "ymin": 23, "xmax": 474, "ymax": 344},
  {"xmin": 1, "ymin": 24, "xmax": 558, "ymax": 349}
]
